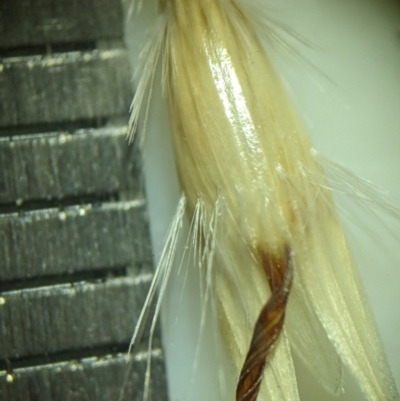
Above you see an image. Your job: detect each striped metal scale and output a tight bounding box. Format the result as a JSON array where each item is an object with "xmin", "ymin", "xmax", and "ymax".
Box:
[{"xmin": 0, "ymin": 1, "xmax": 168, "ymax": 400}]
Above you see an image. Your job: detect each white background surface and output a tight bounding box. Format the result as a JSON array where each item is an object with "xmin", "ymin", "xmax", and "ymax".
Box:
[{"xmin": 124, "ymin": 0, "xmax": 400, "ymax": 399}]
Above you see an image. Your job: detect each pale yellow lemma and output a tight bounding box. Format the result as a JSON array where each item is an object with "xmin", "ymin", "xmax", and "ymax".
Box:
[{"xmin": 125, "ymin": 0, "xmax": 400, "ymax": 400}]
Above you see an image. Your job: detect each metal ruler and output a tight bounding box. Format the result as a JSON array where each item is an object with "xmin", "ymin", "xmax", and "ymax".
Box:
[{"xmin": 0, "ymin": 1, "xmax": 168, "ymax": 399}]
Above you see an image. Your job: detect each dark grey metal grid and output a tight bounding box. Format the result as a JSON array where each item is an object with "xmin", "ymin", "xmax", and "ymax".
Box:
[{"xmin": 0, "ymin": 0, "xmax": 168, "ymax": 399}]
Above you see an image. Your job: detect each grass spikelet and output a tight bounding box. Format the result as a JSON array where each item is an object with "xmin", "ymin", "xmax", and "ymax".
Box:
[{"xmin": 124, "ymin": 0, "xmax": 400, "ymax": 400}]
